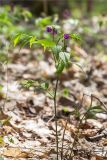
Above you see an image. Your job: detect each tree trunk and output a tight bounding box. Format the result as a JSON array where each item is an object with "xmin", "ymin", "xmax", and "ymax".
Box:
[{"xmin": 87, "ymin": 0, "xmax": 93, "ymax": 13}]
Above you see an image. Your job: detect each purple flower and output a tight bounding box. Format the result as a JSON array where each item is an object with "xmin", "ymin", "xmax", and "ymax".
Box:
[
  {"xmin": 64, "ymin": 34, "xmax": 69, "ymax": 39},
  {"xmin": 46, "ymin": 26, "xmax": 57, "ymax": 36},
  {"xmin": 63, "ymin": 9, "xmax": 70, "ymax": 19},
  {"xmin": 46, "ymin": 26, "xmax": 52, "ymax": 33}
]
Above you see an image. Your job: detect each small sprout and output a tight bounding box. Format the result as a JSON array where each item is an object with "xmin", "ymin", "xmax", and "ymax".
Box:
[
  {"xmin": 63, "ymin": 107, "xmax": 68, "ymax": 113},
  {"xmin": 8, "ymin": 137, "xmax": 14, "ymax": 144},
  {"xmin": 63, "ymin": 88, "xmax": 69, "ymax": 98},
  {"xmin": 64, "ymin": 34, "xmax": 69, "ymax": 39}
]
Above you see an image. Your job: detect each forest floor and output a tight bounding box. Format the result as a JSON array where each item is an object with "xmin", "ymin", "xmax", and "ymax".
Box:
[{"xmin": 0, "ymin": 11, "xmax": 107, "ymax": 160}]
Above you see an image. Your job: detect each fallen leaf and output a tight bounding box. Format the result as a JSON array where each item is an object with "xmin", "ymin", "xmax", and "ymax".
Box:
[{"xmin": 3, "ymin": 147, "xmax": 29, "ymax": 158}]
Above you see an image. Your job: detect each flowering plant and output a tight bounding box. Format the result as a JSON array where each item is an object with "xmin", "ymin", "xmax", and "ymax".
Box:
[{"xmin": 13, "ymin": 25, "xmax": 80, "ymax": 160}]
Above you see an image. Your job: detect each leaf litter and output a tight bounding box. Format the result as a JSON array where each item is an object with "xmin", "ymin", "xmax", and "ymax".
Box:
[{"xmin": 0, "ymin": 18, "xmax": 107, "ymax": 160}]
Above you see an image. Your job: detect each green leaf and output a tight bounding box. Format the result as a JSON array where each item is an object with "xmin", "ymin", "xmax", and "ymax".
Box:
[
  {"xmin": 59, "ymin": 52, "xmax": 70, "ymax": 66},
  {"xmin": 85, "ymin": 105, "xmax": 104, "ymax": 119},
  {"xmin": 40, "ymin": 82, "xmax": 49, "ymax": 90},
  {"xmin": 23, "ymin": 10, "xmax": 32, "ymax": 19},
  {"xmin": 21, "ymin": 80, "xmax": 49, "ymax": 90},
  {"xmin": 63, "ymin": 107, "xmax": 68, "ymax": 113},
  {"xmin": 13, "ymin": 33, "xmax": 32, "ymax": 48},
  {"xmin": 70, "ymin": 33, "xmax": 81, "ymax": 41},
  {"xmin": 89, "ymin": 105, "xmax": 104, "ymax": 113},
  {"xmin": 21, "ymin": 80, "xmax": 35, "ymax": 88},
  {"xmin": 36, "ymin": 17, "xmax": 51, "ymax": 26},
  {"xmin": 8, "ymin": 137, "xmax": 14, "ymax": 144},
  {"xmin": 47, "ymin": 90, "xmax": 54, "ymax": 99},
  {"xmin": 13, "ymin": 34, "xmax": 21, "ymax": 47},
  {"xmin": 1, "ymin": 117, "xmax": 11, "ymax": 126},
  {"xmin": 0, "ymin": 157, "xmax": 4, "ymax": 160},
  {"xmin": 30, "ymin": 36, "xmax": 36, "ymax": 48},
  {"xmin": 19, "ymin": 39, "xmax": 29, "ymax": 51},
  {"xmin": 85, "ymin": 111, "xmax": 96, "ymax": 119},
  {"xmin": 0, "ymin": 53, "xmax": 8, "ymax": 63},
  {"xmin": 56, "ymin": 61, "xmax": 65, "ymax": 74},
  {"xmin": 52, "ymin": 45, "xmax": 62, "ymax": 59},
  {"xmin": 35, "ymin": 39, "xmax": 55, "ymax": 50},
  {"xmin": 62, "ymin": 88, "xmax": 69, "ymax": 98}
]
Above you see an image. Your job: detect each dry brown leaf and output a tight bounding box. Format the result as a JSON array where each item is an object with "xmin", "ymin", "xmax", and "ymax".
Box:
[
  {"xmin": 60, "ymin": 119, "xmax": 101, "ymax": 138},
  {"xmin": 92, "ymin": 155, "xmax": 104, "ymax": 160},
  {"xmin": 74, "ymin": 45, "xmax": 88, "ymax": 58},
  {"xmin": 60, "ymin": 119, "xmax": 77, "ymax": 134},
  {"xmin": 82, "ymin": 128, "xmax": 99, "ymax": 137},
  {"xmin": 3, "ymin": 126, "xmax": 15, "ymax": 134},
  {"xmin": 100, "ymin": 138, "xmax": 107, "ymax": 145},
  {"xmin": 0, "ymin": 110, "xmax": 8, "ymax": 120},
  {"xmin": 3, "ymin": 147, "xmax": 29, "ymax": 158},
  {"xmin": 96, "ymin": 156, "xmax": 104, "ymax": 160}
]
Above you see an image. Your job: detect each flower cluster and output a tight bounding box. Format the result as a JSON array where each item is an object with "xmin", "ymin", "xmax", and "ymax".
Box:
[
  {"xmin": 46, "ymin": 26, "xmax": 70, "ymax": 40},
  {"xmin": 46, "ymin": 26, "xmax": 57, "ymax": 35}
]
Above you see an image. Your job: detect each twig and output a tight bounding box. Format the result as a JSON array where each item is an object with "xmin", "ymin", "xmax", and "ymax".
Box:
[
  {"xmin": 61, "ymin": 120, "xmax": 68, "ymax": 160},
  {"xmin": 87, "ymin": 128, "xmax": 107, "ymax": 141}
]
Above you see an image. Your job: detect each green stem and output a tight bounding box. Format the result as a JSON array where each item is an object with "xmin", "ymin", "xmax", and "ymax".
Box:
[
  {"xmin": 68, "ymin": 95, "xmax": 93, "ymax": 159},
  {"xmin": 63, "ymin": 39, "xmax": 67, "ymax": 51},
  {"xmin": 52, "ymin": 51, "xmax": 57, "ymax": 66},
  {"xmin": 54, "ymin": 76, "xmax": 59, "ymax": 160}
]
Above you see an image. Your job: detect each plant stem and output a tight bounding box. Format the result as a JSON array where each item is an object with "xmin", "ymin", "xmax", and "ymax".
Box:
[
  {"xmin": 54, "ymin": 76, "xmax": 59, "ymax": 160},
  {"xmin": 68, "ymin": 94, "xmax": 93, "ymax": 159},
  {"xmin": 63, "ymin": 38, "xmax": 67, "ymax": 52}
]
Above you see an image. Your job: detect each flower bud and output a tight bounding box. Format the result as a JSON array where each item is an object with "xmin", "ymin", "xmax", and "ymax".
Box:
[
  {"xmin": 64, "ymin": 34, "xmax": 69, "ymax": 39},
  {"xmin": 46, "ymin": 26, "xmax": 52, "ymax": 33}
]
